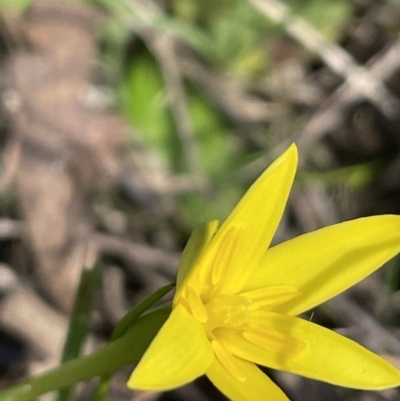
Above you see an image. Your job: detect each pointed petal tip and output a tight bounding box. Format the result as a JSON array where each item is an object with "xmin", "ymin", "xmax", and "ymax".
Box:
[
  {"xmin": 126, "ymin": 372, "xmax": 186, "ymax": 392},
  {"xmin": 284, "ymin": 143, "xmax": 298, "ymax": 163},
  {"xmin": 223, "ymin": 315, "xmax": 400, "ymax": 391},
  {"xmin": 126, "ymin": 370, "xmax": 160, "ymax": 391},
  {"xmin": 126, "ymin": 374, "xmax": 151, "ymax": 391},
  {"xmin": 369, "ymin": 363, "xmax": 400, "ymax": 390},
  {"xmin": 287, "ymin": 142, "xmax": 298, "ymax": 154},
  {"xmin": 270, "ymin": 143, "xmax": 298, "ymax": 179},
  {"xmin": 271, "ymin": 143, "xmax": 298, "ymax": 170}
]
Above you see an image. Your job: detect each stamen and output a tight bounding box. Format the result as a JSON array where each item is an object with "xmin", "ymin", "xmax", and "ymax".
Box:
[
  {"xmin": 240, "ymin": 285, "xmax": 301, "ymax": 310},
  {"xmin": 212, "ymin": 340, "xmax": 247, "ymax": 381},
  {"xmin": 205, "ymin": 295, "xmax": 251, "ymax": 330},
  {"xmin": 244, "ymin": 323, "xmax": 306, "ymax": 355},
  {"xmin": 212, "ymin": 227, "xmax": 242, "ymax": 286},
  {"xmin": 185, "ymin": 284, "xmax": 208, "ymax": 323}
]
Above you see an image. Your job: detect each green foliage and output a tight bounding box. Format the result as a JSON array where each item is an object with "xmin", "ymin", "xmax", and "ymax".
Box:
[
  {"xmin": 118, "ymin": 49, "xmax": 177, "ymax": 169},
  {"xmin": 171, "ymin": 0, "xmax": 350, "ymax": 74},
  {"xmin": 110, "ymin": 0, "xmax": 354, "ymax": 226},
  {"xmin": 286, "ymin": 0, "xmax": 351, "ymax": 39},
  {"xmin": 385, "ymin": 255, "xmax": 400, "ymax": 293},
  {"xmin": 117, "ymin": 44, "xmax": 246, "ymax": 225},
  {"xmin": 0, "ymin": 0, "xmax": 32, "ymax": 13},
  {"xmin": 180, "ymin": 183, "xmax": 245, "ymax": 227},
  {"xmin": 298, "ymin": 161, "xmax": 382, "ymax": 189},
  {"xmin": 91, "ymin": 284, "xmax": 174, "ymax": 401},
  {"xmin": 98, "ymin": 19, "xmax": 130, "ymax": 80},
  {"xmin": 206, "ymin": 0, "xmax": 275, "ymax": 74},
  {"xmin": 173, "ymin": 0, "xmax": 278, "ymax": 74},
  {"xmin": 54, "ymin": 260, "xmax": 102, "ymax": 401},
  {"xmin": 187, "ymin": 88, "xmax": 231, "ymax": 178}
]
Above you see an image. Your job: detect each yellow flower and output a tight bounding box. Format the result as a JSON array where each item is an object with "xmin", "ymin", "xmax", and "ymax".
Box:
[{"xmin": 128, "ymin": 144, "xmax": 400, "ymax": 401}]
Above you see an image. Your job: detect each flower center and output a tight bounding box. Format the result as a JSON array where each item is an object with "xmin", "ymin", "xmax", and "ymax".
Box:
[{"xmin": 204, "ymin": 294, "xmax": 251, "ymax": 332}]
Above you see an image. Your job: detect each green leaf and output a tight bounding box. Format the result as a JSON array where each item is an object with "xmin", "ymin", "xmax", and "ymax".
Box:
[
  {"xmin": 0, "ymin": 307, "xmax": 171, "ymax": 401},
  {"xmin": 54, "ymin": 260, "xmax": 102, "ymax": 401},
  {"xmin": 111, "ymin": 284, "xmax": 174, "ymax": 341},
  {"xmin": 91, "ymin": 284, "xmax": 174, "ymax": 401}
]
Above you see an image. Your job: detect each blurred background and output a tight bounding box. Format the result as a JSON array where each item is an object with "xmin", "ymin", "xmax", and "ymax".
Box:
[{"xmin": 1, "ymin": 0, "xmax": 400, "ymax": 400}]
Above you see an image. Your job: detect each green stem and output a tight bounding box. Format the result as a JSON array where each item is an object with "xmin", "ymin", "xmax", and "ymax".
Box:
[
  {"xmin": 92, "ymin": 283, "xmax": 174, "ymax": 401},
  {"xmin": 111, "ymin": 283, "xmax": 174, "ymax": 341},
  {"xmin": 0, "ymin": 306, "xmax": 171, "ymax": 401}
]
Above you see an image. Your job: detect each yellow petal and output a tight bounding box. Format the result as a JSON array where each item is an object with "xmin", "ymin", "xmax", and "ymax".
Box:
[
  {"xmin": 127, "ymin": 304, "xmax": 213, "ymax": 390},
  {"xmin": 222, "ymin": 313, "xmax": 400, "ymax": 390},
  {"xmin": 211, "ymin": 226, "xmax": 243, "ymax": 286},
  {"xmin": 183, "ymin": 282, "xmax": 208, "ymax": 323},
  {"xmin": 243, "ymin": 324, "xmax": 305, "ymax": 356},
  {"xmin": 245, "ymin": 215, "xmax": 400, "ymax": 315},
  {"xmin": 176, "ymin": 220, "xmax": 219, "ymax": 292},
  {"xmin": 240, "ymin": 285, "xmax": 301, "ymax": 310},
  {"xmin": 207, "ymin": 356, "xmax": 291, "ymax": 401},
  {"xmin": 211, "ymin": 340, "xmax": 247, "ymax": 381},
  {"xmin": 200, "ymin": 144, "xmax": 298, "ymax": 295}
]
